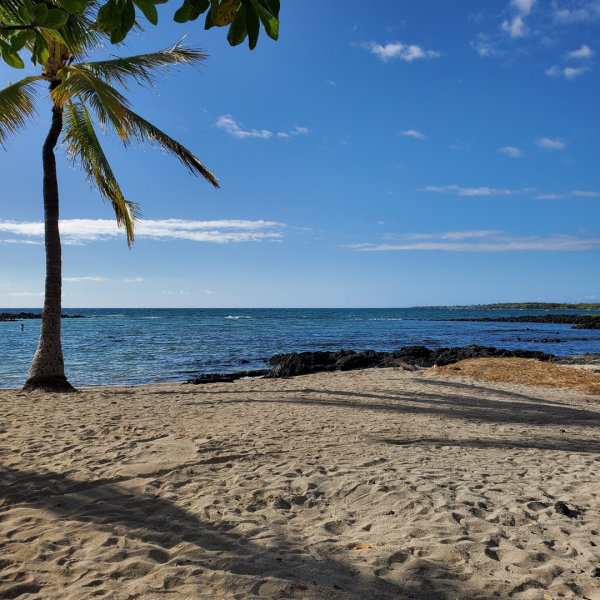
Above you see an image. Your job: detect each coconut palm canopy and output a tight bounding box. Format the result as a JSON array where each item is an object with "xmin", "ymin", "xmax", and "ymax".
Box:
[{"xmin": 0, "ymin": 0, "xmax": 223, "ymax": 392}]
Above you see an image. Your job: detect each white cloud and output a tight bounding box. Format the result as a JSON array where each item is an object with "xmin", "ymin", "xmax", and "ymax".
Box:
[
  {"xmin": 502, "ymin": 15, "xmax": 528, "ymax": 38},
  {"xmin": 63, "ymin": 276, "xmax": 107, "ymax": 282},
  {"xmin": 545, "ymin": 65, "xmax": 588, "ymax": 79},
  {"xmin": 420, "ymin": 185, "xmax": 522, "ymax": 196},
  {"xmin": 535, "ymin": 193, "xmax": 565, "ymax": 199},
  {"xmin": 348, "ymin": 231, "xmax": 600, "ymax": 253},
  {"xmin": 554, "ymin": 2, "xmax": 600, "ymax": 24},
  {"xmin": 1, "ymin": 239, "xmax": 41, "ymax": 244},
  {"xmin": 326, "ymin": 80, "xmax": 336, "ymax": 86},
  {"xmin": 0, "ymin": 219, "xmax": 285, "ymax": 245},
  {"xmin": 573, "ymin": 190, "xmax": 600, "ymax": 197},
  {"xmin": 358, "ymin": 41, "xmax": 441, "ymax": 62},
  {"xmin": 124, "ymin": 277, "xmax": 144, "ymax": 282},
  {"xmin": 216, "ymin": 115, "xmax": 272, "ymax": 140},
  {"xmin": 535, "ymin": 137, "xmax": 567, "ymax": 149},
  {"xmin": 278, "ymin": 126, "xmax": 308, "ymax": 139},
  {"xmin": 567, "ymin": 44, "xmax": 594, "ymax": 58},
  {"xmin": 161, "ymin": 291, "xmax": 174, "ymax": 295},
  {"xmin": 501, "ymin": 0, "xmax": 536, "ymax": 38},
  {"xmin": 400, "ymin": 130, "xmax": 426, "ymax": 139},
  {"xmin": 470, "ymin": 34, "xmax": 504, "ymax": 57},
  {"xmin": 564, "ymin": 66, "xmax": 590, "ymax": 78},
  {"xmin": 205, "ymin": 290, "xmax": 215, "ymax": 295},
  {"xmin": 499, "ymin": 146, "xmax": 523, "ymax": 157}
]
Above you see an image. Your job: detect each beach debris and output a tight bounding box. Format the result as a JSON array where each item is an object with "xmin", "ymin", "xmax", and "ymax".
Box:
[
  {"xmin": 296, "ymin": 584, "xmax": 307, "ymax": 590},
  {"xmin": 354, "ymin": 544, "xmax": 372, "ymax": 550},
  {"xmin": 554, "ymin": 501, "xmax": 581, "ymax": 518},
  {"xmin": 543, "ymin": 594, "xmax": 554, "ymax": 600}
]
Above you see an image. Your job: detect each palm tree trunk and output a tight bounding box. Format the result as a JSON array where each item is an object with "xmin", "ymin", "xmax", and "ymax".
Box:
[{"xmin": 23, "ymin": 83, "xmax": 76, "ymax": 393}]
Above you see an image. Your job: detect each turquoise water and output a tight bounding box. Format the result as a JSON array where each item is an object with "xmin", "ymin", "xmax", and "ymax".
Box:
[{"xmin": 1, "ymin": 308, "xmax": 599, "ymax": 388}]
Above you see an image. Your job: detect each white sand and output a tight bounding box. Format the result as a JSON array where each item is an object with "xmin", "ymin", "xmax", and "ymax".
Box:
[{"xmin": 1, "ymin": 368, "xmax": 600, "ymax": 600}]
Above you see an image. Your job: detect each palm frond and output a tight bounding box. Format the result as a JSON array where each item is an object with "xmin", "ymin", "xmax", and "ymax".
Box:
[
  {"xmin": 121, "ymin": 106, "xmax": 219, "ymax": 187},
  {"xmin": 0, "ymin": 76, "xmax": 44, "ymax": 148},
  {"xmin": 53, "ymin": 65, "xmax": 130, "ymax": 139},
  {"xmin": 80, "ymin": 45, "xmax": 208, "ymax": 91},
  {"xmin": 63, "ymin": 101, "xmax": 139, "ymax": 246}
]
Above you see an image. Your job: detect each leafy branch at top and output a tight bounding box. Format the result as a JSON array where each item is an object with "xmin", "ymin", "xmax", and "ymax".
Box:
[{"xmin": 0, "ymin": 0, "xmax": 280, "ymax": 70}]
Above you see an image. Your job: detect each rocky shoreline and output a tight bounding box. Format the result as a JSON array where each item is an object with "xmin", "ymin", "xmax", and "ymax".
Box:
[
  {"xmin": 0, "ymin": 312, "xmax": 86, "ymax": 322},
  {"xmin": 187, "ymin": 345, "xmax": 600, "ymax": 384},
  {"xmin": 443, "ymin": 314, "xmax": 600, "ymax": 329}
]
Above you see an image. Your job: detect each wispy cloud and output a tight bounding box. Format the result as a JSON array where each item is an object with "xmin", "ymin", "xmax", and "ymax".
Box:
[
  {"xmin": 420, "ymin": 185, "xmax": 523, "ymax": 196},
  {"xmin": 0, "ymin": 219, "xmax": 285, "ymax": 245},
  {"xmin": 0, "ymin": 239, "xmax": 41, "ymax": 244},
  {"xmin": 205, "ymin": 290, "xmax": 215, "ymax": 295},
  {"xmin": 535, "ymin": 193, "xmax": 565, "ymax": 199},
  {"xmin": 357, "ymin": 41, "xmax": 441, "ymax": 62},
  {"xmin": 501, "ymin": 0, "xmax": 536, "ymax": 38},
  {"xmin": 124, "ymin": 277, "xmax": 144, "ymax": 282},
  {"xmin": 400, "ymin": 130, "xmax": 426, "ymax": 139},
  {"xmin": 535, "ymin": 136, "xmax": 567, "ymax": 149},
  {"xmin": 573, "ymin": 190, "xmax": 600, "ymax": 197},
  {"xmin": 347, "ymin": 231, "xmax": 600, "ymax": 253},
  {"xmin": 63, "ymin": 276, "xmax": 107, "ymax": 282},
  {"xmin": 567, "ymin": 44, "xmax": 594, "ymax": 58},
  {"xmin": 216, "ymin": 115, "xmax": 272, "ymax": 139},
  {"xmin": 470, "ymin": 33, "xmax": 505, "ymax": 57},
  {"xmin": 499, "ymin": 146, "xmax": 523, "ymax": 157},
  {"xmin": 554, "ymin": 2, "xmax": 600, "ymax": 24},
  {"xmin": 546, "ymin": 64, "xmax": 590, "ymax": 78}
]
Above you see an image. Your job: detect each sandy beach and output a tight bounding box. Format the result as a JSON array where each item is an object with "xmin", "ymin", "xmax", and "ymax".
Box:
[{"xmin": 1, "ymin": 365, "xmax": 600, "ymax": 600}]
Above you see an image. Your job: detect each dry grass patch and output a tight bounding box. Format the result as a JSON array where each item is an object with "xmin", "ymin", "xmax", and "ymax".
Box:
[{"xmin": 434, "ymin": 357, "xmax": 600, "ymax": 395}]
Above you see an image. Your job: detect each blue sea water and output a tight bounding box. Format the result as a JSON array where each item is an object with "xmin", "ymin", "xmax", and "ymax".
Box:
[{"xmin": 1, "ymin": 307, "xmax": 599, "ymax": 389}]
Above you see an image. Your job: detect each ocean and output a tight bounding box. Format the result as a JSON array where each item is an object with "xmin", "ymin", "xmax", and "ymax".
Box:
[{"xmin": 1, "ymin": 307, "xmax": 599, "ymax": 389}]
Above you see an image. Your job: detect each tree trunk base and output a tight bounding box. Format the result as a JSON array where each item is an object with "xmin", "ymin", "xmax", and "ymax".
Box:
[{"xmin": 22, "ymin": 375, "xmax": 78, "ymax": 393}]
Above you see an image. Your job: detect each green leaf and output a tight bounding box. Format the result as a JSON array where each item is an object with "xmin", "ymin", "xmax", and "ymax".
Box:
[
  {"xmin": 30, "ymin": 3, "xmax": 49, "ymax": 25},
  {"xmin": 150, "ymin": 0, "xmax": 168, "ymax": 5},
  {"xmin": 245, "ymin": 0, "xmax": 259, "ymax": 49},
  {"xmin": 255, "ymin": 0, "xmax": 279, "ymax": 19},
  {"xmin": 24, "ymin": 0, "xmax": 34, "ymax": 11},
  {"xmin": 9, "ymin": 30, "xmax": 30, "ymax": 52},
  {"xmin": 188, "ymin": 8, "xmax": 200, "ymax": 20},
  {"xmin": 173, "ymin": 0, "xmax": 192, "ymax": 23},
  {"xmin": 226, "ymin": 3, "xmax": 246, "ymax": 46},
  {"xmin": 253, "ymin": 0, "xmax": 278, "ymax": 40},
  {"xmin": 33, "ymin": 31, "xmax": 48, "ymax": 65},
  {"xmin": 189, "ymin": 0, "xmax": 209, "ymax": 13},
  {"xmin": 132, "ymin": 0, "xmax": 158, "ymax": 25},
  {"xmin": 110, "ymin": 0, "xmax": 135, "ymax": 43},
  {"xmin": 42, "ymin": 9, "xmax": 69, "ymax": 29},
  {"xmin": 97, "ymin": 0, "xmax": 125, "ymax": 33},
  {"xmin": 203, "ymin": 5, "xmax": 215, "ymax": 28},
  {"xmin": 0, "ymin": 40, "xmax": 25, "ymax": 69},
  {"xmin": 18, "ymin": 5, "xmax": 32, "ymax": 23},
  {"xmin": 59, "ymin": 0, "xmax": 88, "ymax": 14}
]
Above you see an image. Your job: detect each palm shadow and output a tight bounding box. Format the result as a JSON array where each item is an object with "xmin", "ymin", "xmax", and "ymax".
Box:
[{"xmin": 1, "ymin": 464, "xmax": 486, "ymax": 600}]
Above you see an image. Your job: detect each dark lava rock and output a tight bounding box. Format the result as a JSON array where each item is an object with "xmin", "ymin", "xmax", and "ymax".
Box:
[
  {"xmin": 187, "ymin": 370, "xmax": 270, "ymax": 385},
  {"xmin": 445, "ymin": 314, "xmax": 600, "ymax": 330},
  {"xmin": 554, "ymin": 501, "xmax": 581, "ymax": 518},
  {"xmin": 552, "ymin": 353, "xmax": 600, "ymax": 365},
  {"xmin": 189, "ymin": 344, "xmax": 600, "ymax": 383},
  {"xmin": 0, "ymin": 312, "xmax": 86, "ymax": 322}
]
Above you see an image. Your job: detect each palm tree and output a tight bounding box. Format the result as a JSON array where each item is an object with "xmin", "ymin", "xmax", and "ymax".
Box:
[{"xmin": 0, "ymin": 3, "xmax": 219, "ymax": 393}]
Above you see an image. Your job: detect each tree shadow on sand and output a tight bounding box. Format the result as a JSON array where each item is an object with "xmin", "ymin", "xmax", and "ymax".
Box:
[{"xmin": 0, "ymin": 465, "xmax": 492, "ymax": 600}]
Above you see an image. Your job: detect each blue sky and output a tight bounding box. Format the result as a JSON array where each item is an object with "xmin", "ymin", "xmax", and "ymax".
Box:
[{"xmin": 1, "ymin": 0, "xmax": 599, "ymax": 308}]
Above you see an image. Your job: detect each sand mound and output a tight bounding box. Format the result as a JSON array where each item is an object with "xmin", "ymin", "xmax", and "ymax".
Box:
[
  {"xmin": 1, "ymin": 369, "xmax": 600, "ymax": 599},
  {"xmin": 434, "ymin": 357, "xmax": 600, "ymax": 396}
]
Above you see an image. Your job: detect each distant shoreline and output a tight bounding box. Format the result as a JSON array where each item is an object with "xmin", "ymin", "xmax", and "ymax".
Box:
[{"xmin": 413, "ymin": 302, "xmax": 600, "ymax": 310}]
